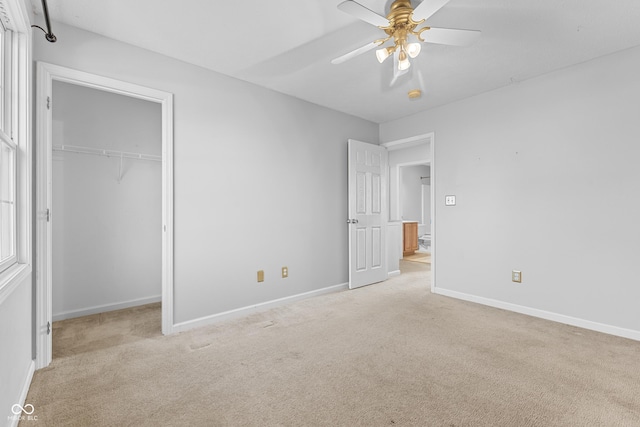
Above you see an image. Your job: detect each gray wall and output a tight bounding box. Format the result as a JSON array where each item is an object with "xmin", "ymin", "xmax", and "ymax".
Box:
[
  {"xmin": 380, "ymin": 45, "xmax": 640, "ymax": 336},
  {"xmin": 52, "ymin": 81, "xmax": 162, "ymax": 320},
  {"xmin": 35, "ymin": 23, "xmax": 378, "ymax": 325},
  {"xmin": 0, "ymin": 274, "xmax": 32, "ymax": 425}
]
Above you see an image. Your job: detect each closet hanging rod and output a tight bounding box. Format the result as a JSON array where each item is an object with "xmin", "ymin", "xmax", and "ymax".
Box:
[{"xmin": 53, "ymin": 144, "xmax": 162, "ymax": 162}]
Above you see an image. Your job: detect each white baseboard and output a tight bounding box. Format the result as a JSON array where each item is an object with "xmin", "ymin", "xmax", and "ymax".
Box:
[
  {"xmin": 388, "ymin": 270, "xmax": 401, "ymax": 278},
  {"xmin": 7, "ymin": 360, "xmax": 35, "ymax": 427},
  {"xmin": 434, "ymin": 287, "xmax": 640, "ymax": 342},
  {"xmin": 52, "ymin": 295, "xmax": 162, "ymax": 322},
  {"xmin": 173, "ymin": 283, "xmax": 349, "ymax": 333}
]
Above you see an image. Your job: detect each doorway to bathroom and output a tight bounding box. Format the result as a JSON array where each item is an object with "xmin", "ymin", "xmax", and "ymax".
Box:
[
  {"xmin": 399, "ymin": 162, "xmax": 431, "ymax": 262},
  {"xmin": 382, "ymin": 133, "xmax": 434, "ymax": 289}
]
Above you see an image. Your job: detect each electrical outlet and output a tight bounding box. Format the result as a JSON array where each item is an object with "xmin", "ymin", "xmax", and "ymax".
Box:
[
  {"xmin": 282, "ymin": 267, "xmax": 288, "ymax": 278},
  {"xmin": 257, "ymin": 270, "xmax": 264, "ymax": 282},
  {"xmin": 445, "ymin": 195, "xmax": 456, "ymax": 206},
  {"xmin": 512, "ymin": 270, "xmax": 522, "ymax": 283}
]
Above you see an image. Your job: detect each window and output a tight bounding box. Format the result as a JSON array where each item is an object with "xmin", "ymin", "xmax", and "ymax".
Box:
[
  {"xmin": 0, "ymin": 138, "xmax": 15, "ymax": 270},
  {"xmin": 0, "ymin": 21, "xmax": 13, "ymax": 131},
  {"xmin": 0, "ymin": 18, "xmax": 16, "ymax": 274}
]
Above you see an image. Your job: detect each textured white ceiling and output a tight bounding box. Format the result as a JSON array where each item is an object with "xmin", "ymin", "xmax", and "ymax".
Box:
[{"xmin": 32, "ymin": 0, "xmax": 640, "ymax": 123}]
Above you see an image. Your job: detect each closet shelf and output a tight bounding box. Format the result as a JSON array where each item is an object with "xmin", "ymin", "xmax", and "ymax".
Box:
[{"xmin": 52, "ymin": 144, "xmax": 161, "ymax": 162}]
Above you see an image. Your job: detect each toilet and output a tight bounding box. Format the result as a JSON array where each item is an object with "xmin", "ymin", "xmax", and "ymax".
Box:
[{"xmin": 419, "ymin": 234, "xmax": 431, "ymax": 251}]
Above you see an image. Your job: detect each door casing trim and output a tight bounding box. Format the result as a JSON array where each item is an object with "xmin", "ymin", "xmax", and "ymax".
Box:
[
  {"xmin": 35, "ymin": 62, "xmax": 175, "ymax": 369},
  {"xmin": 381, "ymin": 133, "xmax": 435, "ymax": 292}
]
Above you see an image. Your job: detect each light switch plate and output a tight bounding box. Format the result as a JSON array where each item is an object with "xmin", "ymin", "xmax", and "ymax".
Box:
[{"xmin": 445, "ymin": 195, "xmax": 456, "ymax": 206}]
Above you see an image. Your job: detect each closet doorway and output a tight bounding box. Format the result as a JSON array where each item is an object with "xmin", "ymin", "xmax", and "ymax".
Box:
[
  {"xmin": 52, "ymin": 81, "xmax": 161, "ymax": 349},
  {"xmin": 36, "ymin": 63, "xmax": 174, "ymax": 369}
]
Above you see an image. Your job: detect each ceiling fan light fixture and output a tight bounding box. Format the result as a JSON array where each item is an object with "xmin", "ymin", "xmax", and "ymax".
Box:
[
  {"xmin": 332, "ymin": 0, "xmax": 482, "ymax": 84},
  {"xmin": 397, "ymin": 49, "xmax": 411, "ymax": 70},
  {"xmin": 376, "ymin": 47, "xmax": 393, "ymax": 63},
  {"xmin": 406, "ymin": 42, "xmax": 421, "ymax": 58},
  {"xmin": 398, "ymin": 56, "xmax": 411, "ymax": 71}
]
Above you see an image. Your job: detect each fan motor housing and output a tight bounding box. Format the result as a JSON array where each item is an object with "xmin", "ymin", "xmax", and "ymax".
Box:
[{"xmin": 384, "ymin": 0, "xmax": 420, "ymax": 31}]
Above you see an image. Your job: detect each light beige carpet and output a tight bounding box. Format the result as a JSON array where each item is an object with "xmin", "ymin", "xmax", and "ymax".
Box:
[
  {"xmin": 403, "ymin": 252, "xmax": 431, "ymax": 264},
  {"xmin": 23, "ymin": 261, "xmax": 640, "ymax": 426}
]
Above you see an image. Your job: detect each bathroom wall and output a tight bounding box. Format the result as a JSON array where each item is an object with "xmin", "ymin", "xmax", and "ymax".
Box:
[
  {"xmin": 421, "ymin": 181, "xmax": 431, "ymax": 235},
  {"xmin": 401, "ymin": 164, "xmax": 429, "ymax": 222},
  {"xmin": 388, "ymin": 143, "xmax": 430, "ymax": 221}
]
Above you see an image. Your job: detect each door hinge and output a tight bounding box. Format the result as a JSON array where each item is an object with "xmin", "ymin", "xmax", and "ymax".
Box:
[
  {"xmin": 45, "ymin": 208, "xmax": 50, "ymax": 222},
  {"xmin": 47, "ymin": 96, "xmax": 51, "ymax": 110},
  {"xmin": 47, "ymin": 321, "xmax": 51, "ymax": 335}
]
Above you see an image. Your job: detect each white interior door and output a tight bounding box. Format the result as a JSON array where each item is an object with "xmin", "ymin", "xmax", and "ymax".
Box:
[{"xmin": 348, "ymin": 139, "xmax": 388, "ymax": 289}]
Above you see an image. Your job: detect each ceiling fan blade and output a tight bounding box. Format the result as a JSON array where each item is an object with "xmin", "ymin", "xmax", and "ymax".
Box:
[
  {"xmin": 331, "ymin": 41, "xmax": 381, "ymax": 65},
  {"xmin": 412, "ymin": 0, "xmax": 451, "ymax": 22},
  {"xmin": 421, "ymin": 27, "xmax": 481, "ymax": 46},
  {"xmin": 337, "ymin": 1, "xmax": 390, "ymax": 27}
]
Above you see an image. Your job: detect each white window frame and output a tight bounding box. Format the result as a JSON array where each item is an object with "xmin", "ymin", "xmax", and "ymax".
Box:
[
  {"xmin": 0, "ymin": 18, "xmax": 16, "ymax": 273},
  {"xmin": 0, "ymin": 137, "xmax": 17, "ymax": 272},
  {"xmin": 0, "ymin": 21, "xmax": 12, "ymax": 133},
  {"xmin": 0, "ymin": 0, "xmax": 32, "ymax": 301}
]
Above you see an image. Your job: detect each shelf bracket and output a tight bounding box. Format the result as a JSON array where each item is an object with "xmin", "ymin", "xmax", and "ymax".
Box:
[{"xmin": 117, "ymin": 152, "xmax": 124, "ymax": 183}]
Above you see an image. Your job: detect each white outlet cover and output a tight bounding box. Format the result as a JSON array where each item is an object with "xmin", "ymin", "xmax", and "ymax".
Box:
[{"xmin": 445, "ymin": 195, "xmax": 456, "ymax": 206}]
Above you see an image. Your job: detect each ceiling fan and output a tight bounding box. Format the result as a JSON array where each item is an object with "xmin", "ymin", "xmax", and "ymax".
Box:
[{"xmin": 332, "ymin": 0, "xmax": 480, "ymax": 71}]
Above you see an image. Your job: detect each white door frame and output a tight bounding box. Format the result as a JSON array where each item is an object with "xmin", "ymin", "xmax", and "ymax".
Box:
[
  {"xmin": 381, "ymin": 133, "xmax": 436, "ymax": 292},
  {"xmin": 35, "ymin": 62, "xmax": 175, "ymax": 369}
]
